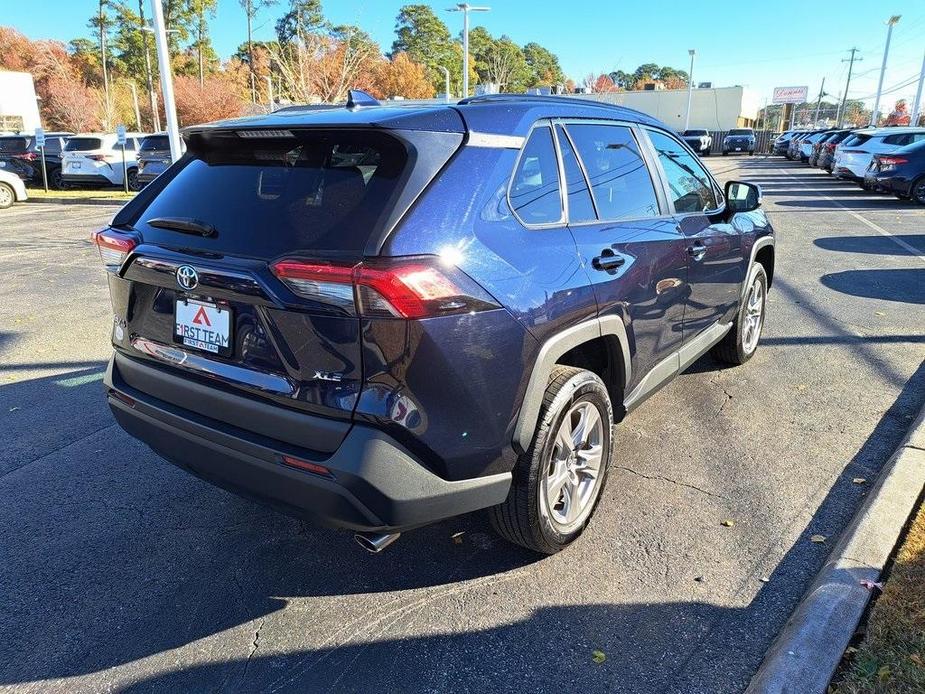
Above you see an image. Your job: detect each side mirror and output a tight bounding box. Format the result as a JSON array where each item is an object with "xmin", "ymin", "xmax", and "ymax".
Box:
[{"xmin": 725, "ymin": 180, "xmax": 762, "ymax": 214}]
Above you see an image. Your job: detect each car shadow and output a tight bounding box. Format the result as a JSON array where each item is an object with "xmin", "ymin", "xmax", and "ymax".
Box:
[
  {"xmin": 820, "ymin": 269, "xmax": 925, "ymax": 304},
  {"xmin": 773, "ymin": 198, "xmax": 920, "ymax": 210},
  {"xmin": 814, "ymin": 234, "xmax": 925, "ymax": 256}
]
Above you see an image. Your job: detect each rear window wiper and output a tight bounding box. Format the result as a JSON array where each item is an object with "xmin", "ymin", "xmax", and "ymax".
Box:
[{"xmin": 146, "ymin": 216, "xmax": 216, "ymax": 237}]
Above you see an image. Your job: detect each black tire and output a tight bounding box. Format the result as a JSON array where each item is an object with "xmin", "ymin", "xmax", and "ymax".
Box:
[
  {"xmin": 127, "ymin": 168, "xmax": 141, "ymax": 192},
  {"xmin": 702, "ymin": 150, "xmax": 710, "ymax": 157},
  {"xmin": 489, "ymin": 366, "xmax": 613, "ymax": 555},
  {"xmin": 0, "ymin": 182, "xmax": 14, "ymax": 209},
  {"xmin": 49, "ymin": 167, "xmax": 64, "ymax": 190},
  {"xmin": 911, "ymin": 176, "xmax": 925, "ymax": 206},
  {"xmin": 711, "ymin": 263, "xmax": 768, "ymax": 365},
  {"xmin": 722, "ymin": 151, "xmax": 728, "ymax": 156}
]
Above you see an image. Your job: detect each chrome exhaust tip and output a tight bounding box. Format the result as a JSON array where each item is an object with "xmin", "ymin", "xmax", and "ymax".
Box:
[{"xmin": 354, "ymin": 532, "xmax": 401, "ymax": 553}]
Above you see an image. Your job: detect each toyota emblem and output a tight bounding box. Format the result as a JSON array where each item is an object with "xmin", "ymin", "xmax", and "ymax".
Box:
[{"xmin": 176, "ymin": 265, "xmax": 199, "ymax": 291}]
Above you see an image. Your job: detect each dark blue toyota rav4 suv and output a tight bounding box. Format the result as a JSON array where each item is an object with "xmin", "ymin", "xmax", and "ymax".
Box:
[{"xmin": 96, "ymin": 92, "xmax": 774, "ymax": 555}]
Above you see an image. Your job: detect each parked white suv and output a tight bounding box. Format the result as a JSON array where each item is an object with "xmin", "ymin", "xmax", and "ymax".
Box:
[
  {"xmin": 62, "ymin": 132, "xmax": 149, "ymax": 190},
  {"xmin": 833, "ymin": 127, "xmax": 925, "ymax": 183}
]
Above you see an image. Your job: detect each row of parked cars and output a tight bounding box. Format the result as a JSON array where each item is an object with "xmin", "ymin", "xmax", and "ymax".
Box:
[
  {"xmin": 680, "ymin": 128, "xmax": 757, "ymax": 156},
  {"xmin": 772, "ymin": 125, "xmax": 925, "ymax": 203},
  {"xmin": 0, "ymin": 131, "xmax": 177, "ymax": 199}
]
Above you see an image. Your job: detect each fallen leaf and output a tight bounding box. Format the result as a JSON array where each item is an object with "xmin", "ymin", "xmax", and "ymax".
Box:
[
  {"xmin": 591, "ymin": 650, "xmax": 606, "ymax": 664},
  {"xmin": 797, "ymin": 384, "xmax": 808, "ymax": 391},
  {"xmin": 8, "ymin": 407, "xmax": 19, "ymax": 412},
  {"xmin": 877, "ymin": 664, "xmax": 891, "ymax": 681},
  {"xmin": 694, "ymin": 576, "xmax": 704, "ymax": 583},
  {"xmin": 845, "ymin": 646, "xmax": 858, "ymax": 655},
  {"xmin": 860, "ymin": 580, "xmax": 883, "ymax": 591},
  {"xmin": 875, "ymin": 311, "xmax": 885, "ymax": 317},
  {"xmin": 451, "ymin": 532, "xmax": 465, "ymax": 545},
  {"xmin": 810, "ymin": 534, "xmax": 827, "ymax": 544},
  {"xmin": 910, "ymin": 653, "xmax": 922, "ymax": 665},
  {"xmin": 759, "ymin": 577, "xmax": 770, "ymax": 583},
  {"xmin": 721, "ymin": 519, "xmax": 735, "ymax": 527},
  {"xmin": 852, "ymin": 478, "xmax": 867, "ymax": 485}
]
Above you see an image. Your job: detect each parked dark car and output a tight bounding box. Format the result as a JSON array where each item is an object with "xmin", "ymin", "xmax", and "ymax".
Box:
[
  {"xmin": 809, "ymin": 130, "xmax": 840, "ymax": 167},
  {"xmin": 94, "ymin": 92, "xmax": 775, "ymax": 555},
  {"xmin": 864, "ymin": 139, "xmax": 925, "ymax": 203},
  {"xmin": 786, "ymin": 132, "xmax": 809, "ymax": 160},
  {"xmin": 817, "ymin": 130, "xmax": 853, "ymax": 172},
  {"xmin": 0, "ymin": 132, "xmax": 72, "ymax": 189},
  {"xmin": 137, "ymin": 133, "xmax": 183, "ymax": 186},
  {"xmin": 772, "ymin": 130, "xmax": 798, "ymax": 155},
  {"xmin": 681, "ymin": 129, "xmax": 712, "ymax": 155},
  {"xmin": 722, "ymin": 128, "xmax": 756, "ymax": 155}
]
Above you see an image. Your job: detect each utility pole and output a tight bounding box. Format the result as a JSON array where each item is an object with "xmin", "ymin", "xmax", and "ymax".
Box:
[
  {"xmin": 871, "ymin": 16, "xmax": 901, "ymax": 127},
  {"xmin": 684, "ymin": 49, "xmax": 696, "ymax": 131},
  {"xmin": 447, "ymin": 4, "xmax": 491, "ymax": 98},
  {"xmin": 151, "ymin": 0, "xmax": 182, "ymax": 162},
  {"xmin": 912, "ymin": 48, "xmax": 925, "ymax": 128},
  {"xmin": 245, "ymin": 0, "xmax": 256, "ymax": 103},
  {"xmin": 839, "ymin": 48, "xmax": 861, "ymax": 128},
  {"xmin": 813, "ymin": 78, "xmax": 826, "ymax": 126},
  {"xmin": 138, "ymin": 0, "xmax": 160, "ymax": 132},
  {"xmin": 438, "ymin": 66, "xmax": 451, "ymax": 102}
]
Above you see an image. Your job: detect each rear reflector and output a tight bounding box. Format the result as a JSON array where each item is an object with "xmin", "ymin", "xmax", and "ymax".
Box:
[
  {"xmin": 108, "ymin": 389, "xmax": 136, "ymax": 408},
  {"xmin": 92, "ymin": 229, "xmax": 138, "ymax": 271},
  {"xmin": 281, "ymin": 455, "xmax": 332, "ymax": 477},
  {"xmin": 270, "ymin": 257, "xmax": 499, "ymax": 319}
]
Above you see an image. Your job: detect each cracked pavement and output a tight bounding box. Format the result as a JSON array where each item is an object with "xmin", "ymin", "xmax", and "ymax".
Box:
[{"xmin": 1, "ymin": 156, "xmax": 924, "ymax": 693}]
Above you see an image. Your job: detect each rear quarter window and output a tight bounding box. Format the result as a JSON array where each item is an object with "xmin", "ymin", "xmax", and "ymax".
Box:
[
  {"xmin": 132, "ymin": 130, "xmax": 410, "ymax": 258},
  {"xmin": 0, "ymin": 137, "xmax": 29, "ymax": 153}
]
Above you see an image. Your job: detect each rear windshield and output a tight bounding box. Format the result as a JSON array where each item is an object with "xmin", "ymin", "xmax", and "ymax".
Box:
[
  {"xmin": 64, "ymin": 137, "xmax": 103, "ymax": 151},
  {"xmin": 140, "ymin": 135, "xmax": 169, "ymax": 151},
  {"xmin": 843, "ymin": 134, "xmax": 872, "ymax": 147},
  {"xmin": 133, "ymin": 130, "xmax": 408, "ymax": 257},
  {"xmin": 0, "ymin": 137, "xmax": 29, "ymax": 153},
  {"xmin": 728, "ymin": 129, "xmax": 753, "ymax": 135}
]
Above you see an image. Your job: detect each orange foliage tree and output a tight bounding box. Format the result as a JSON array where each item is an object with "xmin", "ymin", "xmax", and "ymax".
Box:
[
  {"xmin": 172, "ymin": 74, "xmax": 247, "ymax": 126},
  {"xmin": 370, "ymin": 53, "xmax": 434, "ymax": 100}
]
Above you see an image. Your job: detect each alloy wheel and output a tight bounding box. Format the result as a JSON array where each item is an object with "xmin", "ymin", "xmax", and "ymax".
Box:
[
  {"xmin": 544, "ymin": 400, "xmax": 605, "ymax": 531},
  {"xmin": 742, "ymin": 277, "xmax": 765, "ymax": 354},
  {"xmin": 0, "ymin": 184, "xmax": 13, "ymax": 208}
]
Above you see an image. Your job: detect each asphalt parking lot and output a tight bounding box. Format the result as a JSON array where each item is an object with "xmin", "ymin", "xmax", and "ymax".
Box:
[{"xmin": 1, "ymin": 156, "xmax": 923, "ymax": 694}]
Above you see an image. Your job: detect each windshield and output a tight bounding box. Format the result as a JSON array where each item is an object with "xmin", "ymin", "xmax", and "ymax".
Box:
[
  {"xmin": 140, "ymin": 136, "xmax": 169, "ymax": 151},
  {"xmin": 728, "ymin": 129, "xmax": 753, "ymax": 136},
  {"xmin": 684, "ymin": 130, "xmax": 708, "ymax": 136},
  {"xmin": 64, "ymin": 137, "xmax": 103, "ymax": 151},
  {"xmin": 132, "ymin": 129, "xmax": 409, "ymax": 258}
]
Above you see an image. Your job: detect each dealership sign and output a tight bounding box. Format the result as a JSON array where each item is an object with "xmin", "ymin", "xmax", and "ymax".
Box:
[{"xmin": 772, "ymin": 86, "xmax": 809, "ymax": 104}]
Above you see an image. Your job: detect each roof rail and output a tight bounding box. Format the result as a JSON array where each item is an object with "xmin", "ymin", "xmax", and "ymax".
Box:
[{"xmin": 457, "ymin": 93, "xmax": 621, "ymax": 110}]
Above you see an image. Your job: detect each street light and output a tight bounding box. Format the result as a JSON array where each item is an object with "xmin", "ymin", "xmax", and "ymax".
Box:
[
  {"xmin": 438, "ymin": 66, "xmax": 451, "ymax": 102},
  {"xmin": 871, "ymin": 15, "xmax": 901, "ymax": 127},
  {"xmin": 446, "ymin": 4, "xmax": 490, "ymax": 98},
  {"xmin": 684, "ymin": 49, "xmax": 695, "ymax": 131},
  {"xmin": 149, "ymin": 0, "xmax": 182, "ymax": 162}
]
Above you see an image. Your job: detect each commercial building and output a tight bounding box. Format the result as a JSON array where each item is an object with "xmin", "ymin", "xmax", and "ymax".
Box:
[
  {"xmin": 0, "ymin": 72, "xmax": 42, "ymax": 133},
  {"xmin": 568, "ymin": 86, "xmax": 761, "ymax": 131}
]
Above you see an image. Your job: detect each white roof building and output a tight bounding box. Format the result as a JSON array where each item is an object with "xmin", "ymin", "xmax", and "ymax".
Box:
[{"xmin": 0, "ymin": 72, "xmax": 42, "ymax": 133}]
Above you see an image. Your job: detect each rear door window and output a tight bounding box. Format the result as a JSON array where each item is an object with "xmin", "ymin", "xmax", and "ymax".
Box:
[
  {"xmin": 132, "ymin": 129, "xmax": 410, "ymax": 257},
  {"xmin": 565, "ymin": 123, "xmax": 661, "ymax": 221},
  {"xmin": 141, "ymin": 136, "xmax": 169, "ymax": 151},
  {"xmin": 0, "ymin": 137, "xmax": 29, "ymax": 153},
  {"xmin": 647, "ymin": 129, "xmax": 719, "ymax": 214},
  {"xmin": 554, "ymin": 125, "xmax": 596, "ymax": 223},
  {"xmin": 510, "ymin": 126, "xmax": 563, "ymax": 226}
]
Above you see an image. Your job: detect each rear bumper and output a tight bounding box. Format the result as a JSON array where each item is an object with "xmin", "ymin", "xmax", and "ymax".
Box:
[
  {"xmin": 868, "ymin": 173, "xmax": 914, "ymax": 195},
  {"xmin": 63, "ymin": 173, "xmax": 116, "ymax": 186},
  {"xmin": 104, "ymin": 353, "xmax": 511, "ymax": 533}
]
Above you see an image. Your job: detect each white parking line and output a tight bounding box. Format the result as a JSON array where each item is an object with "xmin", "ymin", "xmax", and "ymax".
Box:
[{"xmin": 778, "ymin": 167, "xmax": 925, "ymax": 263}]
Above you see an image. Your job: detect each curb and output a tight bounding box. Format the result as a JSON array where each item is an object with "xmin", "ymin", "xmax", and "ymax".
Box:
[
  {"xmin": 746, "ymin": 404, "xmax": 925, "ymax": 694},
  {"xmin": 25, "ymin": 196, "xmax": 130, "ymax": 207}
]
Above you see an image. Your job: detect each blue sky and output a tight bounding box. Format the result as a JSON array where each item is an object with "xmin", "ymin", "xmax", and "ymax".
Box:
[{"xmin": 6, "ymin": 0, "xmax": 925, "ymax": 107}]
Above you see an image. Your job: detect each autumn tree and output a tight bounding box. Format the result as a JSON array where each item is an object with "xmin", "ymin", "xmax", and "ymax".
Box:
[
  {"xmin": 275, "ymin": 0, "xmax": 325, "ymax": 45},
  {"xmin": 522, "ymin": 42, "xmax": 563, "ymax": 87},
  {"xmin": 373, "ymin": 52, "xmax": 435, "ymax": 99},
  {"xmin": 173, "ymin": 74, "xmax": 246, "ymax": 126}
]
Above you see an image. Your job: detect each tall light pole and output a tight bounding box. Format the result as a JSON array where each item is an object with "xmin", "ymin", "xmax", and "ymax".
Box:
[
  {"xmin": 911, "ymin": 48, "xmax": 925, "ymax": 127},
  {"xmin": 838, "ymin": 48, "xmax": 861, "ymax": 128},
  {"xmin": 684, "ymin": 49, "xmax": 695, "ymax": 131},
  {"xmin": 446, "ymin": 4, "xmax": 490, "ymax": 98},
  {"xmin": 150, "ymin": 0, "xmax": 182, "ymax": 162},
  {"xmin": 871, "ymin": 15, "xmax": 901, "ymax": 127}
]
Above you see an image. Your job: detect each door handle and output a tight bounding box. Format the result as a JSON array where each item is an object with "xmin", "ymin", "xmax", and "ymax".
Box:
[
  {"xmin": 592, "ymin": 248, "xmax": 625, "ymax": 271},
  {"xmin": 687, "ymin": 243, "xmax": 707, "ymax": 262}
]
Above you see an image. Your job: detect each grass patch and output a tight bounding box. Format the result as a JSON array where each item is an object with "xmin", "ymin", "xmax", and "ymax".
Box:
[
  {"xmin": 26, "ymin": 187, "xmax": 135, "ymax": 202},
  {"xmin": 834, "ymin": 501, "xmax": 925, "ymax": 693}
]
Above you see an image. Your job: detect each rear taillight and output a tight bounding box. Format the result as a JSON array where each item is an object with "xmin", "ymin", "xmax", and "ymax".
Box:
[
  {"xmin": 270, "ymin": 257, "xmax": 499, "ymax": 319},
  {"xmin": 13, "ymin": 152, "xmax": 37, "ymax": 161},
  {"xmin": 878, "ymin": 156, "xmax": 907, "ymax": 168},
  {"xmin": 87, "ymin": 154, "xmax": 108, "ymax": 162},
  {"xmin": 91, "ymin": 228, "xmax": 138, "ymax": 270}
]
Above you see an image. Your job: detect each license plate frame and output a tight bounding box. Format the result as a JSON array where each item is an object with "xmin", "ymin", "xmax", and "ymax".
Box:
[{"xmin": 173, "ymin": 298, "xmax": 233, "ymax": 356}]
